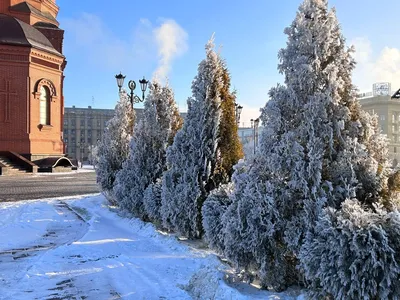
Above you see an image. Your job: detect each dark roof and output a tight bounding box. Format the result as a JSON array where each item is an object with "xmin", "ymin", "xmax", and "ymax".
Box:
[
  {"xmin": 0, "ymin": 14, "xmax": 61, "ymax": 56},
  {"xmin": 9, "ymin": 2, "xmax": 58, "ymax": 24}
]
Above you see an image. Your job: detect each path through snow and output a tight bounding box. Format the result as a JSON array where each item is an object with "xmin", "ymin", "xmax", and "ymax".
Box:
[{"xmin": 0, "ymin": 195, "xmax": 304, "ymax": 300}]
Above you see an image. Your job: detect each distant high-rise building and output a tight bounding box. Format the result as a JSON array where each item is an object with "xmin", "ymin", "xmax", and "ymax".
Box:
[
  {"xmin": 64, "ymin": 106, "xmax": 186, "ymax": 162},
  {"xmin": 358, "ymin": 82, "xmax": 400, "ymax": 166},
  {"xmin": 63, "ymin": 106, "xmax": 143, "ymax": 161}
]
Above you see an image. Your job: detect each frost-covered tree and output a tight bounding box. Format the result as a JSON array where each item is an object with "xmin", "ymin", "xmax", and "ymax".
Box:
[
  {"xmin": 88, "ymin": 144, "xmax": 99, "ymax": 168},
  {"xmin": 96, "ymin": 90, "xmax": 134, "ymax": 204},
  {"xmin": 212, "ymin": 64, "xmax": 243, "ymax": 186},
  {"xmin": 113, "ymin": 81, "xmax": 182, "ymax": 217},
  {"xmin": 161, "ymin": 37, "xmax": 223, "ymax": 238},
  {"xmin": 220, "ymin": 0, "xmax": 394, "ymax": 291}
]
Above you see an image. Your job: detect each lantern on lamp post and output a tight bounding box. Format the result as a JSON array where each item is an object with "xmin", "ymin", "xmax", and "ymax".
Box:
[
  {"xmin": 235, "ymin": 103, "xmax": 243, "ymax": 126},
  {"xmin": 115, "ymin": 72, "xmax": 149, "ymax": 108}
]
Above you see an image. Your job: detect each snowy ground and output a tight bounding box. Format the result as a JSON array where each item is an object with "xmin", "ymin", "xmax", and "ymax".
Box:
[{"xmin": 0, "ymin": 195, "xmax": 305, "ymax": 299}]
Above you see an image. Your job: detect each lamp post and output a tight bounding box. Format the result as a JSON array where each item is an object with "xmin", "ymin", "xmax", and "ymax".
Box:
[
  {"xmin": 251, "ymin": 118, "xmax": 260, "ymax": 154},
  {"xmin": 115, "ymin": 72, "xmax": 149, "ymax": 107},
  {"xmin": 235, "ymin": 103, "xmax": 243, "ymax": 125}
]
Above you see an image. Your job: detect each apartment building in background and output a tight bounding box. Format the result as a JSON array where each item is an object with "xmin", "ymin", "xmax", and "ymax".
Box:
[
  {"xmin": 63, "ymin": 106, "xmax": 144, "ymax": 161},
  {"xmin": 358, "ymin": 82, "xmax": 400, "ymax": 166},
  {"xmin": 63, "ymin": 106, "xmax": 188, "ymax": 162}
]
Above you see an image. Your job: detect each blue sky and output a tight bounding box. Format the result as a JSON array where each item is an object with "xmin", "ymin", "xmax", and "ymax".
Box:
[{"xmin": 57, "ymin": 0, "xmax": 400, "ymax": 126}]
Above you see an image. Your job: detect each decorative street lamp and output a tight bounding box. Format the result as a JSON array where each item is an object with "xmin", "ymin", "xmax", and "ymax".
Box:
[
  {"xmin": 235, "ymin": 103, "xmax": 243, "ymax": 125},
  {"xmin": 115, "ymin": 72, "xmax": 149, "ymax": 107},
  {"xmin": 251, "ymin": 118, "xmax": 260, "ymax": 154}
]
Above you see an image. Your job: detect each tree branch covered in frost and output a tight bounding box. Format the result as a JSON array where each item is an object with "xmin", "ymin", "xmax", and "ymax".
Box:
[
  {"xmin": 202, "ymin": 183, "xmax": 233, "ymax": 254},
  {"xmin": 300, "ymin": 200, "xmax": 400, "ymax": 299}
]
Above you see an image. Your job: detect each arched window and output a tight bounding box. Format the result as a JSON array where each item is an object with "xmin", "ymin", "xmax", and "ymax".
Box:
[{"xmin": 39, "ymin": 86, "xmax": 50, "ymax": 125}]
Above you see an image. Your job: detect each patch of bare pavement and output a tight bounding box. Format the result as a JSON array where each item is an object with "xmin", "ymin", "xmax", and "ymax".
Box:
[{"xmin": 0, "ymin": 171, "xmax": 99, "ymax": 202}]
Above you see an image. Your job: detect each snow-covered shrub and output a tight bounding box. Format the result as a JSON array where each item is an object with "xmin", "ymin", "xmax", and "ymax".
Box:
[
  {"xmin": 96, "ymin": 90, "xmax": 134, "ymax": 204},
  {"xmin": 143, "ymin": 179, "xmax": 163, "ymax": 224},
  {"xmin": 300, "ymin": 199, "xmax": 400, "ymax": 299},
  {"xmin": 202, "ymin": 183, "xmax": 233, "ymax": 254}
]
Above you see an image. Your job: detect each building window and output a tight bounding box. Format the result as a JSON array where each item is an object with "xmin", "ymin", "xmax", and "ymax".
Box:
[
  {"xmin": 395, "ymin": 147, "xmax": 397, "ymax": 153},
  {"xmin": 393, "ymin": 114, "xmax": 396, "ymax": 123},
  {"xmin": 393, "ymin": 125, "xmax": 396, "ymax": 133},
  {"xmin": 39, "ymin": 86, "xmax": 50, "ymax": 125},
  {"xmin": 381, "ymin": 115, "xmax": 386, "ymax": 121},
  {"xmin": 64, "ymin": 119, "xmax": 68, "ymax": 126},
  {"xmin": 394, "ymin": 135, "xmax": 397, "ymax": 142}
]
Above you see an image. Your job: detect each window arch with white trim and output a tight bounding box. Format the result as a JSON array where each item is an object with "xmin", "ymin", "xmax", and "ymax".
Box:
[
  {"xmin": 33, "ymin": 78, "xmax": 57, "ymax": 127},
  {"xmin": 39, "ymin": 85, "xmax": 50, "ymax": 125}
]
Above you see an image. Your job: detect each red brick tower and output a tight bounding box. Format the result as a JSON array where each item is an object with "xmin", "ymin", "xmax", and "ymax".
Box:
[{"xmin": 0, "ymin": 0, "xmax": 68, "ymax": 169}]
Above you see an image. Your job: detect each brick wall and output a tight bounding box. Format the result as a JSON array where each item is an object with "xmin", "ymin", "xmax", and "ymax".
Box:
[
  {"xmin": 0, "ymin": 45, "xmax": 31, "ymax": 153},
  {"xmin": 0, "ymin": 45, "xmax": 65, "ymax": 158}
]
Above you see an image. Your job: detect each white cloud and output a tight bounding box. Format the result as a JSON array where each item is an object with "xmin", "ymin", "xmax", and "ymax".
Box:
[
  {"xmin": 351, "ymin": 37, "xmax": 400, "ymax": 93},
  {"xmin": 62, "ymin": 13, "xmax": 134, "ymax": 69},
  {"xmin": 153, "ymin": 19, "xmax": 188, "ymax": 82},
  {"xmin": 62, "ymin": 14, "xmax": 188, "ymax": 78}
]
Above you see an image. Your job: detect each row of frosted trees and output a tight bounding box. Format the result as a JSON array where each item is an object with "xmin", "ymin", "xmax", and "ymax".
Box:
[{"xmin": 96, "ymin": 0, "xmax": 400, "ymax": 298}]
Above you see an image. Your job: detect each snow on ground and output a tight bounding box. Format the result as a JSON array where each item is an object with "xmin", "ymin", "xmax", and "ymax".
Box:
[{"xmin": 0, "ymin": 195, "xmax": 305, "ymax": 299}]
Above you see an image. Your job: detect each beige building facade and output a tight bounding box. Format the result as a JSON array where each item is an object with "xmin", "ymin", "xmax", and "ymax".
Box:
[{"xmin": 358, "ymin": 83, "xmax": 400, "ymax": 166}]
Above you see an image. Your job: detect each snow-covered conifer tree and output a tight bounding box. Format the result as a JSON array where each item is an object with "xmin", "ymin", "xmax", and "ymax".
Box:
[
  {"xmin": 201, "ymin": 63, "xmax": 245, "ymax": 251},
  {"xmin": 114, "ymin": 81, "xmax": 182, "ymax": 218},
  {"xmin": 220, "ymin": 0, "xmax": 395, "ymax": 292},
  {"xmin": 96, "ymin": 90, "xmax": 134, "ymax": 204},
  {"xmin": 161, "ymin": 36, "xmax": 223, "ymax": 238},
  {"xmin": 212, "ymin": 63, "xmax": 243, "ymax": 186}
]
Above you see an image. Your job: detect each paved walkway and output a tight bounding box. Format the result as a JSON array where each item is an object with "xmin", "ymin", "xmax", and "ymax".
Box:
[{"xmin": 0, "ymin": 170, "xmax": 99, "ymax": 202}]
